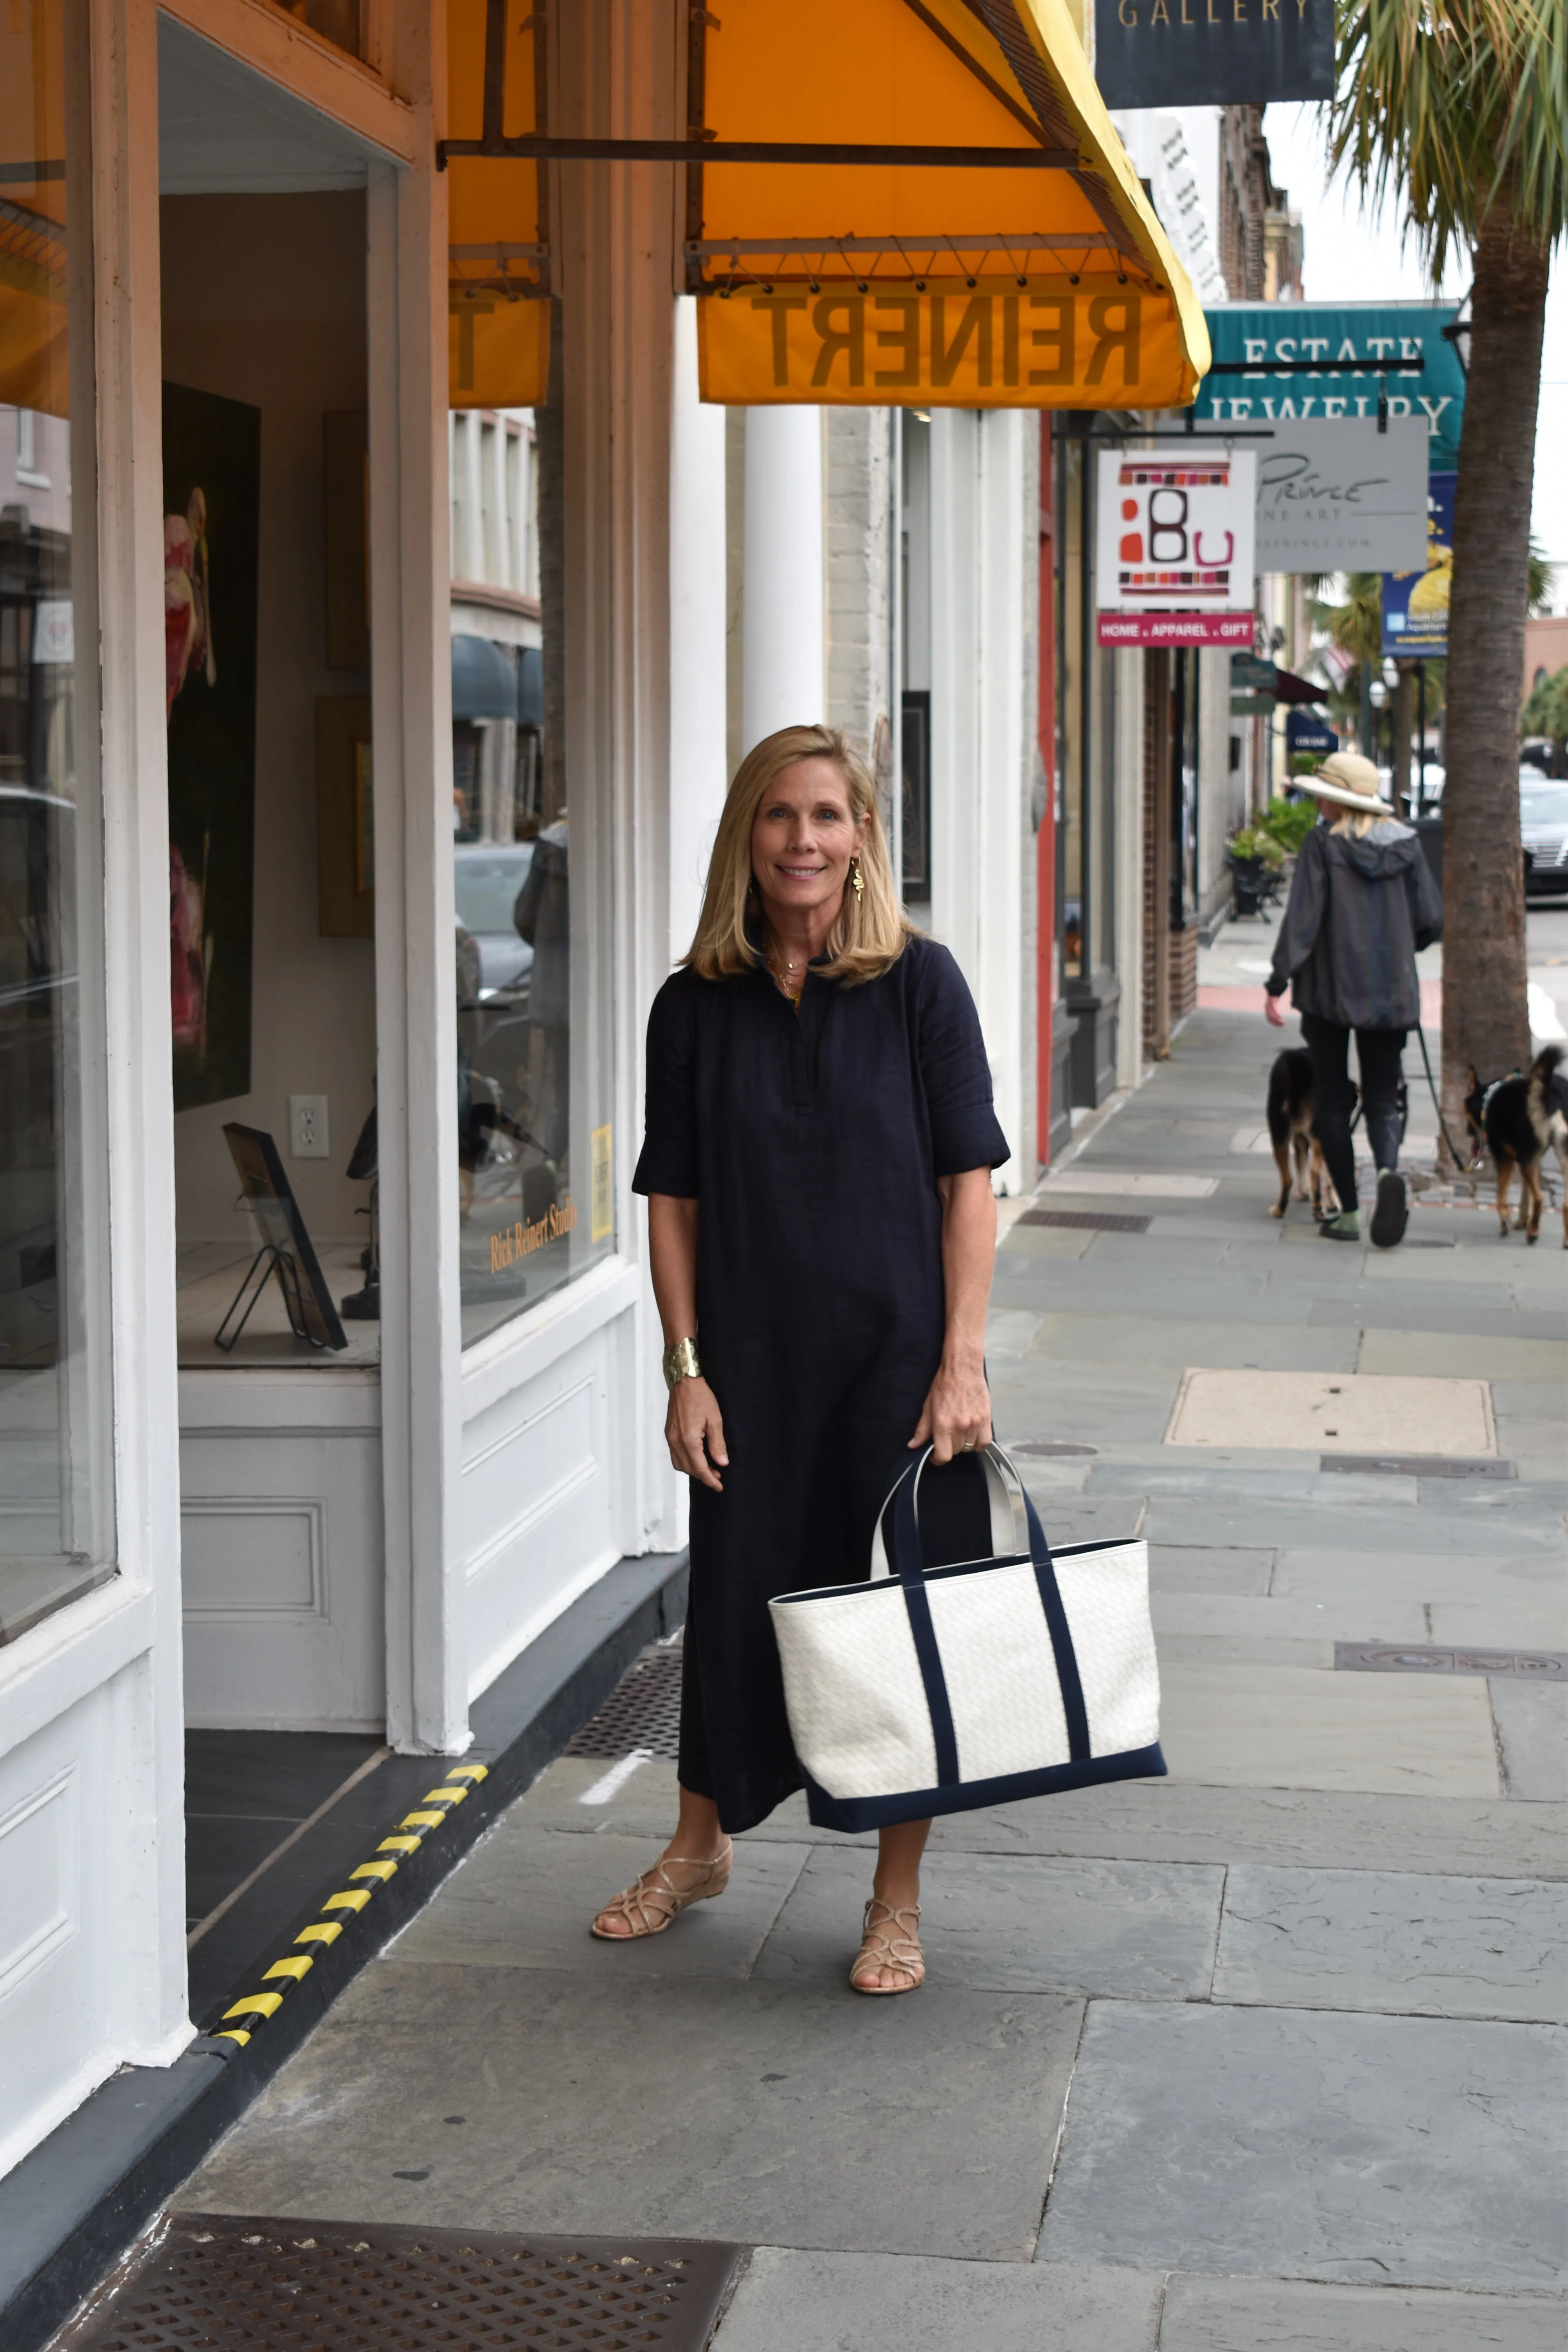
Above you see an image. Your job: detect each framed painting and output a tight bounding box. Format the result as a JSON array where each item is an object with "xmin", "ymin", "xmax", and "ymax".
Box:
[{"xmin": 164, "ymin": 381, "xmax": 261, "ymax": 1111}]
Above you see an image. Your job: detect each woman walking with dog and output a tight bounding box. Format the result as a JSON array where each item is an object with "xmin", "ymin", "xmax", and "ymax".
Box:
[{"xmin": 1265, "ymin": 751, "xmax": 1443, "ymax": 1248}]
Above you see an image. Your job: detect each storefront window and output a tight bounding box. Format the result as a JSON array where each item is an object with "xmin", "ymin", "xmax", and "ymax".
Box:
[
  {"xmin": 2, "ymin": 0, "xmax": 114, "ymax": 1641},
  {"xmin": 453, "ymin": 354, "xmax": 613, "ymax": 1345}
]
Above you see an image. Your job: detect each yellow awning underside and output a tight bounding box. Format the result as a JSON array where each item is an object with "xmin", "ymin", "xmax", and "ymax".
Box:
[
  {"xmin": 691, "ymin": 0, "xmax": 1207, "ymax": 408},
  {"xmin": 0, "ymin": 8, "xmax": 71, "ymax": 419},
  {"xmin": 446, "ymin": 0, "xmax": 549, "ymax": 411},
  {"xmin": 445, "ymin": 0, "xmax": 1209, "ymax": 412}
]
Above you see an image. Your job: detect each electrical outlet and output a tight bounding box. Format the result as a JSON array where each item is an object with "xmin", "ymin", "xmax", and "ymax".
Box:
[{"xmin": 289, "ymin": 1094, "xmax": 330, "ymax": 1160}]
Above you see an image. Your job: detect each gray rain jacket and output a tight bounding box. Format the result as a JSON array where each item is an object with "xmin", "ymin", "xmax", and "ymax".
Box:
[{"xmin": 1266, "ymin": 818, "xmax": 1443, "ymax": 1031}]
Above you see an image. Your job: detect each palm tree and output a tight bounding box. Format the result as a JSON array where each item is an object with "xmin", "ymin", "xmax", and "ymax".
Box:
[{"xmin": 1331, "ymin": 0, "xmax": 1566, "ymax": 1151}]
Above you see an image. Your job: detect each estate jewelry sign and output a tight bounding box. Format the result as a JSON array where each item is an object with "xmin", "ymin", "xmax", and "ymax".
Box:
[
  {"xmin": 1095, "ymin": 447, "xmax": 1256, "ymax": 648},
  {"xmin": 1195, "ymin": 304, "xmax": 1466, "ymax": 470},
  {"xmin": 1094, "ymin": 0, "xmax": 1333, "ymax": 105},
  {"xmin": 1254, "ymin": 417, "xmax": 1428, "ymax": 573}
]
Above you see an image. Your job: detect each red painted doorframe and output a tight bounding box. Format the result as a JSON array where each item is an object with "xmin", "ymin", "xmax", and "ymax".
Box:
[{"xmin": 1036, "ymin": 414, "xmax": 1056, "ymax": 1168}]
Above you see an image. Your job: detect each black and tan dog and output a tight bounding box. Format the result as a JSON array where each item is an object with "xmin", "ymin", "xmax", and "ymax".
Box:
[
  {"xmin": 1266, "ymin": 1047, "xmax": 1338, "ymax": 1220},
  {"xmin": 1464, "ymin": 1045, "xmax": 1568, "ymax": 1246}
]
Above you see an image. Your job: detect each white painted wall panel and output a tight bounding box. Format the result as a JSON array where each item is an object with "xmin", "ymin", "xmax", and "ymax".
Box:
[
  {"xmin": 461, "ymin": 1324, "xmax": 621, "ymax": 1702},
  {"xmin": 0, "ymin": 1682, "xmax": 121, "ymax": 2179},
  {"xmin": 178, "ymin": 1372, "xmax": 385, "ymax": 1730}
]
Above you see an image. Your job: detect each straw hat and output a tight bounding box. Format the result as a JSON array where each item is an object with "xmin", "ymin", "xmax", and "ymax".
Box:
[{"xmin": 1302, "ymin": 751, "xmax": 1394, "ymax": 818}]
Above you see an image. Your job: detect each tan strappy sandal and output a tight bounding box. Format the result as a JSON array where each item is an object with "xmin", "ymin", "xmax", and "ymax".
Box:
[
  {"xmin": 849, "ymin": 1898, "xmax": 925, "ymax": 1994},
  {"xmin": 590, "ymin": 1840, "xmax": 733, "ymax": 1940}
]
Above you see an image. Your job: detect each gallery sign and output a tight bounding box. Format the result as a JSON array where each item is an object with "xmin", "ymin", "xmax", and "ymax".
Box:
[
  {"xmin": 1096, "ymin": 447, "xmax": 1255, "ymax": 648},
  {"xmin": 1382, "ymin": 472, "xmax": 1454, "ymax": 658},
  {"xmin": 1195, "ymin": 305, "xmax": 1466, "ymax": 471},
  {"xmin": 1094, "ymin": 0, "xmax": 1333, "ymax": 105},
  {"xmin": 1254, "ymin": 417, "xmax": 1428, "ymax": 573}
]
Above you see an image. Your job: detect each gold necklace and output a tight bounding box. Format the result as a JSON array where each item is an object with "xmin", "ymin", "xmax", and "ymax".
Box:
[{"xmin": 766, "ymin": 946, "xmax": 802, "ymax": 1003}]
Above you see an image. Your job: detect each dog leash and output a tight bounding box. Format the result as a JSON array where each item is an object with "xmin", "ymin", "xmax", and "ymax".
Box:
[{"xmin": 1414, "ymin": 1020, "xmax": 1480, "ymax": 1178}]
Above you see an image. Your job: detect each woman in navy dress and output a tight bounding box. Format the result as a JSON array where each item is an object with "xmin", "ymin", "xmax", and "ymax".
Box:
[{"xmin": 591, "ymin": 724, "xmax": 1008, "ymax": 1993}]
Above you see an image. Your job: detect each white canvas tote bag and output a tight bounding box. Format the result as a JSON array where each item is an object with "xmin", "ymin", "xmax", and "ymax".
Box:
[{"xmin": 769, "ymin": 1443, "xmax": 1162, "ymax": 1831}]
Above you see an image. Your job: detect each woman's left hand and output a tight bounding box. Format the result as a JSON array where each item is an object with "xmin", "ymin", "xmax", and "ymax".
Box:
[{"xmin": 910, "ymin": 1354, "xmax": 993, "ymax": 1465}]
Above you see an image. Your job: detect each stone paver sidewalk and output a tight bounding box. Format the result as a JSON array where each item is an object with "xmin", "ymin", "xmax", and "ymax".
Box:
[{"xmin": 183, "ymin": 998, "xmax": 1568, "ymax": 2351}]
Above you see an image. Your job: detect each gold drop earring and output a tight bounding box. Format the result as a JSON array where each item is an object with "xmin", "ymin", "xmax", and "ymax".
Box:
[{"xmin": 850, "ymin": 855, "xmax": 864, "ymax": 904}]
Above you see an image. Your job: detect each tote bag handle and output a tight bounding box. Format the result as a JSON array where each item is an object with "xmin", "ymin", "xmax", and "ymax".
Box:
[
  {"xmin": 869, "ymin": 1442, "xmax": 1044, "ymax": 1582},
  {"xmin": 869, "ymin": 1441, "xmax": 1091, "ymax": 1780}
]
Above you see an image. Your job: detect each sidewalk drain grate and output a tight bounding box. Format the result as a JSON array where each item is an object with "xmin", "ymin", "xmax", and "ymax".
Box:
[
  {"xmin": 1336, "ymin": 1642, "xmax": 1567, "ymax": 1679},
  {"xmin": 1019, "ymin": 1209, "xmax": 1152, "ymax": 1233},
  {"xmin": 59, "ymin": 2214, "xmax": 743, "ymax": 2350},
  {"xmin": 1014, "ymin": 1440, "xmax": 1098, "ymax": 1457},
  {"xmin": 1321, "ymin": 1454, "xmax": 1515, "ymax": 1480},
  {"xmin": 565, "ymin": 1643, "xmax": 684, "ymax": 1759}
]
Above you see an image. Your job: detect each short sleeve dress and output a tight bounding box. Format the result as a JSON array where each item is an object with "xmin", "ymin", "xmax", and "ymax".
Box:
[{"xmin": 632, "ymin": 935, "xmax": 1009, "ymax": 1833}]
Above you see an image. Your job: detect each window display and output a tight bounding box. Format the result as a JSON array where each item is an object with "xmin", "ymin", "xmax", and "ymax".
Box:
[
  {"xmin": 0, "ymin": 0, "xmax": 114, "ymax": 1639},
  {"xmin": 452, "ymin": 375, "xmax": 613, "ymax": 1345}
]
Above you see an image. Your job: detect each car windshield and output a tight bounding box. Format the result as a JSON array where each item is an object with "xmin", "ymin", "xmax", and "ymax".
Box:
[
  {"xmin": 1521, "ymin": 785, "xmax": 1568, "ymax": 826},
  {"xmin": 454, "ymin": 844, "xmax": 534, "ymax": 934}
]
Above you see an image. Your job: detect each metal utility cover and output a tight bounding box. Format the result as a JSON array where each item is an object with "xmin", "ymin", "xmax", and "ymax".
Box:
[
  {"xmin": 1165, "ymin": 1370, "xmax": 1494, "ymax": 1455},
  {"xmin": 1040, "ymin": 1171, "xmax": 1218, "ymax": 1198},
  {"xmin": 565, "ymin": 1644, "xmax": 684, "ymax": 1760},
  {"xmin": 60, "ymin": 2214, "xmax": 742, "ymax": 2350},
  {"xmin": 1018, "ymin": 1209, "xmax": 1152, "ymax": 1233},
  {"xmin": 1320, "ymin": 1454, "xmax": 1515, "ymax": 1481},
  {"xmin": 1337, "ymin": 1643, "xmax": 1567, "ymax": 1679}
]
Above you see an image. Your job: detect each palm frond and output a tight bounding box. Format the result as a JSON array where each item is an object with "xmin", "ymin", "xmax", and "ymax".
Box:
[{"xmin": 1330, "ymin": 0, "xmax": 1568, "ymax": 281}]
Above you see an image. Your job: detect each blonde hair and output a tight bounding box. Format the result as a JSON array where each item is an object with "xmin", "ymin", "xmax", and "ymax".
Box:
[
  {"xmin": 684, "ymin": 724, "xmax": 914, "ymax": 986},
  {"xmin": 1330, "ymin": 809, "xmax": 1380, "ymax": 840}
]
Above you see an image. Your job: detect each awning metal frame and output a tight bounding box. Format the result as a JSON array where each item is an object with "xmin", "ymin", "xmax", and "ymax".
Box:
[
  {"xmin": 438, "ymin": 0, "xmax": 1157, "ymax": 307},
  {"xmin": 440, "ymin": 136, "xmax": 1080, "ymax": 168}
]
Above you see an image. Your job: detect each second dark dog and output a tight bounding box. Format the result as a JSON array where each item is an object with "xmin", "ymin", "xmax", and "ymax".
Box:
[
  {"xmin": 1267, "ymin": 1047, "xmax": 1338, "ymax": 1220},
  {"xmin": 1464, "ymin": 1045, "xmax": 1568, "ymax": 1246}
]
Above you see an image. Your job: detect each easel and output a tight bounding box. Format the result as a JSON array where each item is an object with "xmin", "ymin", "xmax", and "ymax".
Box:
[{"xmin": 214, "ymin": 1241, "xmax": 332, "ymax": 1353}]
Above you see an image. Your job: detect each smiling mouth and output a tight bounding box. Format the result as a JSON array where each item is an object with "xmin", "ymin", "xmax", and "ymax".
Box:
[{"xmin": 777, "ymin": 863, "xmax": 826, "ymax": 877}]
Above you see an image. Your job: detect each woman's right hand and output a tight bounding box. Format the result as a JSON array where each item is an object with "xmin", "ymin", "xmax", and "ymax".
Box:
[
  {"xmin": 1264, "ymin": 991, "xmax": 1285, "ymax": 1028},
  {"xmin": 666, "ymin": 1375, "xmax": 728, "ymax": 1491}
]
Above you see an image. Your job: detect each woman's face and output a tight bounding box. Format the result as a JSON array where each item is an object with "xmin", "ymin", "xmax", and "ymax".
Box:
[{"xmin": 750, "ymin": 758, "xmax": 870, "ymax": 922}]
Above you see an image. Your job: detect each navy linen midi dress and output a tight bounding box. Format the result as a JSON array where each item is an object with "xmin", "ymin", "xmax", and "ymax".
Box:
[{"xmin": 632, "ymin": 934, "xmax": 1009, "ymax": 1834}]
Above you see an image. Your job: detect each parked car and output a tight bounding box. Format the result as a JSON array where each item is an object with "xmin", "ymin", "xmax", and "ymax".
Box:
[
  {"xmin": 454, "ymin": 841, "xmax": 535, "ymax": 1002},
  {"xmin": 1521, "ymin": 776, "xmax": 1568, "ymax": 899}
]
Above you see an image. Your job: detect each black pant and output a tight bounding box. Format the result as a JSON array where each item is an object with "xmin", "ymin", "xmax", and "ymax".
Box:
[{"xmin": 1301, "ymin": 1014, "xmax": 1406, "ymax": 1212}]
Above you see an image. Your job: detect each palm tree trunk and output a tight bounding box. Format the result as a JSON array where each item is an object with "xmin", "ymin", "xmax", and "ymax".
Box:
[{"xmin": 1439, "ymin": 198, "xmax": 1549, "ymax": 1162}]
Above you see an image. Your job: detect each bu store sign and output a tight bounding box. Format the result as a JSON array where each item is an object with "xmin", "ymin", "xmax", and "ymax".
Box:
[
  {"xmin": 1094, "ymin": 446, "xmax": 1256, "ymax": 648},
  {"xmin": 698, "ymin": 283, "xmax": 1191, "ymax": 410}
]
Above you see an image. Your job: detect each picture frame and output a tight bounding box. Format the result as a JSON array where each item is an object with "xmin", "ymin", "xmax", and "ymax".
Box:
[{"xmin": 218, "ymin": 1123, "xmax": 349, "ymax": 1353}]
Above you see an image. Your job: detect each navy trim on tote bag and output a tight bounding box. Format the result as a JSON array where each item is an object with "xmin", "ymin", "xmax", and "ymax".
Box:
[
  {"xmin": 801, "ymin": 1745, "xmax": 1167, "ymax": 1835},
  {"xmin": 888, "ymin": 1448, "xmax": 1094, "ymax": 1766}
]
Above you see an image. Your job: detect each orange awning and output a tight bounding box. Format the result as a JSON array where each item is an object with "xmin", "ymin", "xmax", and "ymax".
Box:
[
  {"xmin": 0, "ymin": 5, "xmax": 71, "ymax": 418},
  {"xmin": 442, "ymin": 0, "xmax": 1208, "ymax": 411},
  {"xmin": 446, "ymin": 0, "xmax": 550, "ymax": 410}
]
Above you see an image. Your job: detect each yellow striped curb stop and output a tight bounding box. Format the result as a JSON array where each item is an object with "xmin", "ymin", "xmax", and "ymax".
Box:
[{"xmin": 214, "ymin": 1765, "xmax": 488, "ymax": 2047}]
